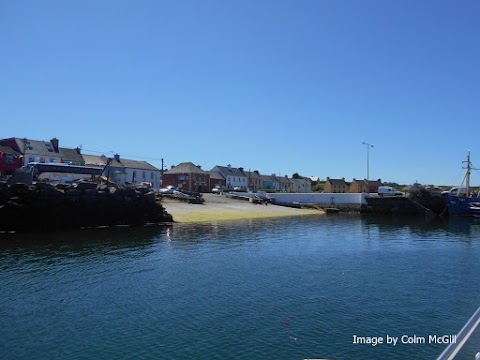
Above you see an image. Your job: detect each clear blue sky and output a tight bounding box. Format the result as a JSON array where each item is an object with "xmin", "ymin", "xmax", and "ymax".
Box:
[{"xmin": 1, "ymin": 0, "xmax": 479, "ymax": 186}]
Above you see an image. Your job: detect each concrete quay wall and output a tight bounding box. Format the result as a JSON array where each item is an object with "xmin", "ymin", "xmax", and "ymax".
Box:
[{"xmin": 269, "ymin": 193, "xmax": 367, "ymax": 205}]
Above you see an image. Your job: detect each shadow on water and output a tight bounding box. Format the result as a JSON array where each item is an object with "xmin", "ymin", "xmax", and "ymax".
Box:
[
  {"xmin": 0, "ymin": 224, "xmax": 171, "ymax": 257},
  {"xmin": 361, "ymin": 214, "xmax": 480, "ymax": 239}
]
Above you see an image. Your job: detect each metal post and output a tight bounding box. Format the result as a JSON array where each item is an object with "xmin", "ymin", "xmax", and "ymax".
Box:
[
  {"xmin": 161, "ymin": 158, "xmax": 164, "ymax": 188},
  {"xmin": 362, "ymin": 141, "xmax": 374, "ymax": 180},
  {"xmin": 436, "ymin": 306, "xmax": 480, "ymax": 360}
]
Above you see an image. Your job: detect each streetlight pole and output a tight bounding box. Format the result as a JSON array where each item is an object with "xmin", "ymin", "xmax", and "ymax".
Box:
[{"xmin": 362, "ymin": 141, "xmax": 374, "ymax": 180}]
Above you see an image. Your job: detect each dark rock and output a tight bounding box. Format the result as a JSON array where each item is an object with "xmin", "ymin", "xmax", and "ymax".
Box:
[
  {"xmin": 74, "ymin": 182, "xmax": 98, "ymax": 191},
  {"xmin": 35, "ymin": 182, "xmax": 57, "ymax": 191}
]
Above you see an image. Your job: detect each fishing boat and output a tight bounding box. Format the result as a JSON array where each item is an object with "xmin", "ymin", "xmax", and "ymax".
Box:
[{"xmin": 445, "ymin": 151, "xmax": 480, "ymax": 216}]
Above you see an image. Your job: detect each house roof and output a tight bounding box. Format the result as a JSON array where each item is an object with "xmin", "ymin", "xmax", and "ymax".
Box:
[
  {"xmin": 243, "ymin": 171, "xmax": 262, "ymax": 180},
  {"xmin": 327, "ymin": 178, "xmax": 348, "ymax": 186},
  {"xmin": 0, "ymin": 146, "xmax": 20, "ymax": 155},
  {"xmin": 12, "ymin": 138, "xmax": 62, "ymax": 157},
  {"xmin": 82, "ymin": 154, "xmax": 159, "ymax": 171},
  {"xmin": 277, "ymin": 176, "xmax": 293, "ymax": 184},
  {"xmin": 119, "ymin": 158, "xmax": 159, "ymax": 171},
  {"xmin": 366, "ymin": 179, "xmax": 382, "ymax": 186},
  {"xmin": 213, "ymin": 165, "xmax": 247, "ymax": 178},
  {"xmin": 209, "ymin": 171, "xmax": 226, "ymax": 180},
  {"xmin": 59, "ymin": 147, "xmax": 84, "ymax": 164},
  {"xmin": 82, "ymin": 154, "xmax": 108, "ymax": 167},
  {"xmin": 260, "ymin": 174, "xmax": 279, "ymax": 182},
  {"xmin": 165, "ymin": 162, "xmax": 205, "ymax": 174}
]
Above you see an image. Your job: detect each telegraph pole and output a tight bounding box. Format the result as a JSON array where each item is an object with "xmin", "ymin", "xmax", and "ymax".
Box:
[{"xmin": 161, "ymin": 158, "xmax": 164, "ymax": 188}]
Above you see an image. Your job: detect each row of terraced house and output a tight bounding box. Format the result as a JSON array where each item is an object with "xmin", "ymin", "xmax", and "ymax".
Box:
[
  {"xmin": 162, "ymin": 162, "xmax": 313, "ymax": 193},
  {"xmin": 0, "ymin": 137, "xmax": 312, "ymax": 193},
  {"xmin": 0, "ymin": 136, "xmax": 383, "ymax": 194},
  {"xmin": 0, "ymin": 137, "xmax": 163, "ymax": 191}
]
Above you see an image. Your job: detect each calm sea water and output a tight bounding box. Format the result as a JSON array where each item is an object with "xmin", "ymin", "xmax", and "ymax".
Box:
[{"xmin": 1, "ymin": 215, "xmax": 480, "ymax": 360}]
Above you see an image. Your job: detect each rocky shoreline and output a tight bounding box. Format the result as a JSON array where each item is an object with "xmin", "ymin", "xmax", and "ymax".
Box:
[{"xmin": 0, "ymin": 182, "xmax": 173, "ymax": 232}]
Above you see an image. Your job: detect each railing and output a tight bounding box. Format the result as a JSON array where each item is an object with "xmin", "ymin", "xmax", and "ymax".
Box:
[{"xmin": 436, "ymin": 306, "xmax": 480, "ymax": 360}]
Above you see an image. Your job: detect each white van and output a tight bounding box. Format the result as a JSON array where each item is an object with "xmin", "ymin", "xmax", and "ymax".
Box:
[
  {"xmin": 377, "ymin": 186, "xmax": 403, "ymax": 197},
  {"xmin": 441, "ymin": 187, "xmax": 467, "ymax": 196}
]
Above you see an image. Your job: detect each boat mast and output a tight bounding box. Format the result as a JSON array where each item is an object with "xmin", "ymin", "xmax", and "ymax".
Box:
[{"xmin": 463, "ymin": 151, "xmax": 471, "ymax": 196}]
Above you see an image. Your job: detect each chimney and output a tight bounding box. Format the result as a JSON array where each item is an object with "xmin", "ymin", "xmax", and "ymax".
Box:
[
  {"xmin": 254, "ymin": 170, "xmax": 259, "ymax": 174},
  {"xmin": 114, "ymin": 154, "xmax": 120, "ymax": 162},
  {"xmin": 50, "ymin": 138, "xmax": 59, "ymax": 152},
  {"xmin": 227, "ymin": 164, "xmax": 232, "ymax": 169},
  {"xmin": 76, "ymin": 147, "xmax": 81, "ymax": 154},
  {"xmin": 239, "ymin": 167, "xmax": 244, "ymax": 172}
]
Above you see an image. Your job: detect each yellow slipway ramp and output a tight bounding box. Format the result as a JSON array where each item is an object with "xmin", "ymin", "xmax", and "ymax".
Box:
[{"xmin": 162, "ymin": 194, "xmax": 323, "ymax": 223}]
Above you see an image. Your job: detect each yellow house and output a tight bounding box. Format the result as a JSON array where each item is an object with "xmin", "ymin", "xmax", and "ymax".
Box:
[
  {"xmin": 324, "ymin": 177, "xmax": 349, "ymax": 193},
  {"xmin": 349, "ymin": 178, "xmax": 368, "ymax": 193},
  {"xmin": 349, "ymin": 178, "xmax": 383, "ymax": 193}
]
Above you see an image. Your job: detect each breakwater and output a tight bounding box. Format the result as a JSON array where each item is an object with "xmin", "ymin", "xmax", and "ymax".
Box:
[
  {"xmin": 362, "ymin": 196, "xmax": 438, "ymax": 218},
  {"xmin": 0, "ymin": 182, "xmax": 172, "ymax": 232}
]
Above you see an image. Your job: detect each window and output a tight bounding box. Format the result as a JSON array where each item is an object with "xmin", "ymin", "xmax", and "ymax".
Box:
[
  {"xmin": 25, "ymin": 141, "xmax": 33, "ymax": 150},
  {"xmin": 5, "ymin": 154, "xmax": 14, "ymax": 164},
  {"xmin": 28, "ymin": 156, "xmax": 35, "ymax": 163},
  {"xmin": 40, "ymin": 157, "xmax": 46, "ymax": 163},
  {"xmin": 45, "ymin": 144, "xmax": 53, "ymax": 152}
]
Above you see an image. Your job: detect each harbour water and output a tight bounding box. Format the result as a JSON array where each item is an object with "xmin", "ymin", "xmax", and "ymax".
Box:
[{"xmin": 1, "ymin": 215, "xmax": 480, "ymax": 360}]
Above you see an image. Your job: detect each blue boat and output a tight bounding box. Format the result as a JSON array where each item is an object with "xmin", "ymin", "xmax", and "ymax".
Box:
[
  {"xmin": 445, "ymin": 151, "xmax": 480, "ymax": 216},
  {"xmin": 446, "ymin": 194, "xmax": 480, "ymax": 216}
]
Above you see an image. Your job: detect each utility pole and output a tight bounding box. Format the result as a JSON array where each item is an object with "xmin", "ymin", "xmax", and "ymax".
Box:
[{"xmin": 161, "ymin": 158, "xmax": 164, "ymax": 188}]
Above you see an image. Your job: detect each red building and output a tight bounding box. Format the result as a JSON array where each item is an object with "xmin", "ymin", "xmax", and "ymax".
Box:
[
  {"xmin": 0, "ymin": 146, "xmax": 23, "ymax": 176},
  {"xmin": 208, "ymin": 170, "xmax": 227, "ymax": 191},
  {"xmin": 162, "ymin": 162, "xmax": 210, "ymax": 193}
]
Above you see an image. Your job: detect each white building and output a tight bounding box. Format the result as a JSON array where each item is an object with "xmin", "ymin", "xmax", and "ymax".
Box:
[
  {"xmin": 291, "ymin": 177, "xmax": 312, "ymax": 193},
  {"xmin": 83, "ymin": 154, "xmax": 161, "ymax": 191},
  {"xmin": 211, "ymin": 164, "xmax": 248, "ymax": 190}
]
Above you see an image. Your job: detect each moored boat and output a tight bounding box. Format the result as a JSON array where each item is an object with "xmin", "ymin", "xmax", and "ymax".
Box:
[{"xmin": 445, "ymin": 151, "xmax": 480, "ymax": 217}]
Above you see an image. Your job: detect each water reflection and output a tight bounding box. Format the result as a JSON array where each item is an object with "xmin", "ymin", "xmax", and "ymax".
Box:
[
  {"xmin": 360, "ymin": 214, "xmax": 480, "ymax": 242},
  {"xmin": 0, "ymin": 225, "xmax": 170, "ymax": 261}
]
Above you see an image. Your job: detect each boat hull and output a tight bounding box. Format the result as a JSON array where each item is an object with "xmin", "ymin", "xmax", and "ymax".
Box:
[{"xmin": 446, "ymin": 194, "xmax": 480, "ymax": 216}]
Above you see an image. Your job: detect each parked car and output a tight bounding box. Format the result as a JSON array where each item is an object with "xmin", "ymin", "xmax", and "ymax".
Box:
[
  {"xmin": 212, "ymin": 186, "xmax": 223, "ymax": 194},
  {"xmin": 377, "ymin": 186, "xmax": 403, "ymax": 197},
  {"xmin": 160, "ymin": 185, "xmax": 177, "ymax": 194},
  {"xmin": 255, "ymin": 191, "xmax": 268, "ymax": 200}
]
